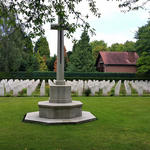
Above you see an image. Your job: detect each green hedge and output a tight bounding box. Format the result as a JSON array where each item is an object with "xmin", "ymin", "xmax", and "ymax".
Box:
[{"xmin": 0, "ymin": 71, "xmax": 150, "ymax": 81}]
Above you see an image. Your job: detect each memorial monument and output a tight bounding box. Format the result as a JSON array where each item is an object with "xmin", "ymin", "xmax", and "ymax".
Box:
[{"xmin": 24, "ymin": 11, "xmax": 96, "ymax": 124}]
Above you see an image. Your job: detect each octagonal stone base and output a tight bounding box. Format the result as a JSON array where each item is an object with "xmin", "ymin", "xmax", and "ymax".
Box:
[
  {"xmin": 39, "ymin": 101, "xmax": 82, "ymax": 119},
  {"xmin": 24, "ymin": 111, "xmax": 96, "ymax": 124}
]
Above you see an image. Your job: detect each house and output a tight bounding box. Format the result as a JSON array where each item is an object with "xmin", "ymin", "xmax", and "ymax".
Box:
[{"xmin": 95, "ymin": 51, "xmax": 139, "ymax": 73}]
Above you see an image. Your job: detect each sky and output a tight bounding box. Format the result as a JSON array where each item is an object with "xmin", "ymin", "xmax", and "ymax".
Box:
[{"xmin": 43, "ymin": 0, "xmax": 150, "ymax": 56}]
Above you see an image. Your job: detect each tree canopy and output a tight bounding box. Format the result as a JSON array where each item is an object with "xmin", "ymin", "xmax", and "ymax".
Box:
[
  {"xmin": 1, "ymin": 0, "xmax": 100, "ymax": 38},
  {"xmin": 34, "ymin": 36, "xmax": 50, "ymax": 58},
  {"xmin": 0, "ymin": 3, "xmax": 44, "ymax": 72},
  {"xmin": 135, "ymin": 21, "xmax": 150, "ymax": 56},
  {"xmin": 137, "ymin": 52, "xmax": 150, "ymax": 74},
  {"xmin": 90, "ymin": 40, "xmax": 108, "ymax": 60},
  {"xmin": 67, "ymin": 30, "xmax": 95, "ymax": 72},
  {"xmin": 0, "ymin": 5, "xmax": 25, "ymax": 72},
  {"xmin": 118, "ymin": 0, "xmax": 150, "ymax": 12},
  {"xmin": 108, "ymin": 41, "xmax": 136, "ymax": 52},
  {"xmin": 135, "ymin": 21, "xmax": 150, "ymax": 74}
]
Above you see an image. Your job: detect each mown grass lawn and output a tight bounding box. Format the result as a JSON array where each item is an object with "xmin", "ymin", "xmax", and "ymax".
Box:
[{"xmin": 0, "ymin": 96, "xmax": 150, "ymax": 150}]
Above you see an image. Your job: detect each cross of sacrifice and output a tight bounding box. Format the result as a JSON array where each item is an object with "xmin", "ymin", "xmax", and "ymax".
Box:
[{"xmin": 51, "ymin": 15, "xmax": 67, "ymax": 85}]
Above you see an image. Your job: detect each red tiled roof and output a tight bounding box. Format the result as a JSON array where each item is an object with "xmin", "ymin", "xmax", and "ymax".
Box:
[{"xmin": 100, "ymin": 51, "xmax": 139, "ymax": 65}]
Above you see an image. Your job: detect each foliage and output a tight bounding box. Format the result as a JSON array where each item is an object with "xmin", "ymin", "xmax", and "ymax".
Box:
[
  {"xmin": 123, "ymin": 41, "xmax": 136, "ymax": 51},
  {"xmin": 34, "ymin": 36, "xmax": 50, "ymax": 58},
  {"xmin": 135, "ymin": 21, "xmax": 150, "ymax": 74},
  {"xmin": 67, "ymin": 51, "xmax": 73, "ymax": 60},
  {"xmin": 19, "ymin": 54, "xmax": 39, "ymax": 72},
  {"xmin": 108, "ymin": 41, "xmax": 136, "ymax": 52},
  {"xmin": 18, "ymin": 88, "xmax": 27, "ymax": 97},
  {"xmin": 108, "ymin": 43, "xmax": 124, "ymax": 52},
  {"xmin": 1, "ymin": 0, "xmax": 100, "ymax": 38},
  {"xmin": 118, "ymin": 0, "xmax": 150, "ymax": 12},
  {"xmin": 90, "ymin": 40, "xmax": 108, "ymax": 60},
  {"xmin": 1, "ymin": 71, "xmax": 150, "ymax": 81},
  {"xmin": 23, "ymin": 34, "xmax": 34, "ymax": 54},
  {"xmin": 0, "ymin": 5, "xmax": 24, "ymax": 72},
  {"xmin": 46, "ymin": 55, "xmax": 56, "ymax": 71},
  {"xmin": 84, "ymin": 88, "xmax": 91, "ymax": 96},
  {"xmin": 54, "ymin": 47, "xmax": 69, "ymax": 72},
  {"xmin": 135, "ymin": 21, "xmax": 150, "ymax": 56},
  {"xmin": 137, "ymin": 52, "xmax": 150, "ymax": 74},
  {"xmin": 0, "ymin": 3, "xmax": 38, "ymax": 72},
  {"xmin": 36, "ymin": 52, "xmax": 48, "ymax": 71},
  {"xmin": 67, "ymin": 30, "xmax": 95, "ymax": 72},
  {"xmin": 19, "ymin": 34, "xmax": 39, "ymax": 72}
]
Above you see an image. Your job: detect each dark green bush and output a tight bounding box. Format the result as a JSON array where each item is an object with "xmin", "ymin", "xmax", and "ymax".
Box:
[
  {"xmin": 19, "ymin": 89, "xmax": 27, "ymax": 97},
  {"xmin": 84, "ymin": 88, "xmax": 91, "ymax": 96},
  {"xmin": 0, "ymin": 71, "xmax": 150, "ymax": 81}
]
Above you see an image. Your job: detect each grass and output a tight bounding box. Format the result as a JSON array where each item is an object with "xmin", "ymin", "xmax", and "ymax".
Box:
[{"xmin": 0, "ymin": 97, "xmax": 150, "ymax": 150}]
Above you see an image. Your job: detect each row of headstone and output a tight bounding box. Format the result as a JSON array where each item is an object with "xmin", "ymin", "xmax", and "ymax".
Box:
[
  {"xmin": 102, "ymin": 80, "xmax": 115, "ymax": 96},
  {"xmin": 141, "ymin": 80, "xmax": 150, "ymax": 93},
  {"xmin": 130, "ymin": 81, "xmax": 143, "ymax": 96},
  {"xmin": 27, "ymin": 80, "xmax": 40, "ymax": 96},
  {"xmin": 0, "ymin": 79, "xmax": 150, "ymax": 96},
  {"xmin": 0, "ymin": 79, "xmax": 41, "ymax": 96},
  {"xmin": 46, "ymin": 79, "xmax": 150, "ymax": 97},
  {"xmin": 130, "ymin": 80, "xmax": 150, "ymax": 96},
  {"xmin": 65, "ymin": 80, "xmax": 116, "ymax": 96},
  {"xmin": 115, "ymin": 80, "xmax": 121, "ymax": 96},
  {"xmin": 48, "ymin": 79, "xmax": 55, "ymax": 86},
  {"xmin": 0, "ymin": 82, "xmax": 4, "ymax": 96},
  {"xmin": 124, "ymin": 80, "xmax": 131, "ymax": 96},
  {"xmin": 13, "ymin": 79, "xmax": 34, "ymax": 96},
  {"xmin": 40, "ymin": 80, "xmax": 45, "ymax": 96}
]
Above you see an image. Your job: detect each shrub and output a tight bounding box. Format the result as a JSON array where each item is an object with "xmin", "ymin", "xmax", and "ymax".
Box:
[
  {"xmin": 0, "ymin": 71, "xmax": 150, "ymax": 81},
  {"xmin": 84, "ymin": 88, "xmax": 91, "ymax": 96},
  {"xmin": 19, "ymin": 89, "xmax": 27, "ymax": 96}
]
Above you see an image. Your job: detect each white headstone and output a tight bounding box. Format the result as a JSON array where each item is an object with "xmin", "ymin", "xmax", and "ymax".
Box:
[{"xmin": 40, "ymin": 80, "xmax": 45, "ymax": 96}]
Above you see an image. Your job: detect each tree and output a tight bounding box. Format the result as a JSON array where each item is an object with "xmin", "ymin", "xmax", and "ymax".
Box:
[
  {"xmin": 67, "ymin": 51, "xmax": 73, "ymax": 60},
  {"xmin": 90, "ymin": 40, "xmax": 108, "ymax": 60},
  {"xmin": 46, "ymin": 55, "xmax": 57, "ymax": 71},
  {"xmin": 53, "ymin": 46, "xmax": 69, "ymax": 72},
  {"xmin": 1, "ymin": 0, "xmax": 100, "ymax": 38},
  {"xmin": 135, "ymin": 21, "xmax": 150, "ymax": 56},
  {"xmin": 108, "ymin": 43, "xmax": 124, "ymax": 52},
  {"xmin": 18, "ymin": 32, "xmax": 39, "ymax": 71},
  {"xmin": 0, "ymin": 4, "xmax": 24, "ymax": 72},
  {"xmin": 19, "ymin": 53, "xmax": 39, "ymax": 72},
  {"xmin": 67, "ymin": 30, "xmax": 95, "ymax": 72},
  {"xmin": 135, "ymin": 21, "xmax": 150, "ymax": 74},
  {"xmin": 108, "ymin": 41, "xmax": 136, "ymax": 52},
  {"xmin": 0, "ymin": 3, "xmax": 39, "ymax": 72},
  {"xmin": 36, "ymin": 51, "xmax": 48, "ymax": 71},
  {"xmin": 118, "ymin": 0, "xmax": 150, "ymax": 12},
  {"xmin": 137, "ymin": 52, "xmax": 150, "ymax": 74},
  {"xmin": 34, "ymin": 36, "xmax": 50, "ymax": 58},
  {"xmin": 123, "ymin": 41, "xmax": 136, "ymax": 52},
  {"xmin": 23, "ymin": 35, "xmax": 34, "ymax": 54}
]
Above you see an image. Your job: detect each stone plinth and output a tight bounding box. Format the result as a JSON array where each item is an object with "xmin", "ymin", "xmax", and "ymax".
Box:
[
  {"xmin": 39, "ymin": 101, "xmax": 82, "ymax": 119},
  {"xmin": 24, "ymin": 111, "xmax": 96, "ymax": 125},
  {"xmin": 24, "ymin": 84, "xmax": 96, "ymax": 125},
  {"xmin": 49, "ymin": 85, "xmax": 72, "ymax": 103}
]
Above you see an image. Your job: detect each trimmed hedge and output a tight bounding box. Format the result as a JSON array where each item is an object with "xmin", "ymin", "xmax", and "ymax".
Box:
[{"xmin": 0, "ymin": 71, "xmax": 150, "ymax": 81}]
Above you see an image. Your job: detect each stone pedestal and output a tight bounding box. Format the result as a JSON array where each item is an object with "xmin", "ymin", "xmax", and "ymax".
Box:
[
  {"xmin": 49, "ymin": 85, "xmax": 72, "ymax": 103},
  {"xmin": 24, "ymin": 84, "xmax": 96, "ymax": 124},
  {"xmin": 39, "ymin": 101, "xmax": 82, "ymax": 119}
]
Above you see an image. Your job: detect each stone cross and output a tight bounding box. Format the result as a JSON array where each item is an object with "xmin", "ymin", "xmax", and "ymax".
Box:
[{"xmin": 51, "ymin": 15, "xmax": 66, "ymax": 85}]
